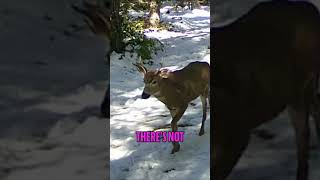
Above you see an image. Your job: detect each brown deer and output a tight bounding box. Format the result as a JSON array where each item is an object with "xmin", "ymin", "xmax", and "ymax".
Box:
[
  {"xmin": 134, "ymin": 61, "xmax": 210, "ymax": 154},
  {"xmin": 213, "ymin": 1, "xmax": 320, "ymax": 180}
]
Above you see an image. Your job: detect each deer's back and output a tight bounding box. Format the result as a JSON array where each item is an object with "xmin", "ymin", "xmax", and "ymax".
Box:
[
  {"xmin": 213, "ymin": 0, "xmax": 320, "ymax": 131},
  {"xmin": 160, "ymin": 62, "xmax": 210, "ymax": 106}
]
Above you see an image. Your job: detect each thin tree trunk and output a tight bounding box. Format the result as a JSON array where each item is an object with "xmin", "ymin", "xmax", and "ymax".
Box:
[
  {"xmin": 191, "ymin": 0, "xmax": 201, "ymax": 10},
  {"xmin": 148, "ymin": 0, "xmax": 161, "ymax": 27},
  {"xmin": 111, "ymin": 0, "xmax": 125, "ymax": 52}
]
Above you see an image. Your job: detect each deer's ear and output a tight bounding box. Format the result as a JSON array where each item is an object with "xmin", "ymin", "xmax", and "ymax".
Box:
[
  {"xmin": 159, "ymin": 70, "xmax": 170, "ymax": 79},
  {"xmin": 133, "ymin": 63, "xmax": 147, "ymax": 75}
]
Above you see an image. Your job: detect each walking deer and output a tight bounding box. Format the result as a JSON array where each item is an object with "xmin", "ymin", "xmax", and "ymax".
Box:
[
  {"xmin": 134, "ymin": 61, "xmax": 210, "ymax": 154},
  {"xmin": 213, "ymin": 1, "xmax": 320, "ymax": 180}
]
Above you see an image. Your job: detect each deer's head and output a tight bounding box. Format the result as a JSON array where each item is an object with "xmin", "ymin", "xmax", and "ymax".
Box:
[{"xmin": 133, "ymin": 63, "xmax": 170, "ymax": 99}]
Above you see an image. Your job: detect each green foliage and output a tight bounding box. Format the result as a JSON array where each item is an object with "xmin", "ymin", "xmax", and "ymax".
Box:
[
  {"xmin": 121, "ymin": 13, "xmax": 163, "ymax": 62},
  {"xmin": 136, "ymin": 37, "xmax": 162, "ymax": 61},
  {"xmin": 108, "ymin": 0, "xmax": 165, "ymax": 62},
  {"xmin": 122, "ymin": 18, "xmax": 145, "ymax": 42},
  {"xmin": 121, "ymin": 0, "xmax": 149, "ymax": 12}
]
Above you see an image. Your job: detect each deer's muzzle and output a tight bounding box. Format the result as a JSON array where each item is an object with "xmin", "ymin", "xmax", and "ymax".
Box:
[{"xmin": 141, "ymin": 91, "xmax": 151, "ymax": 99}]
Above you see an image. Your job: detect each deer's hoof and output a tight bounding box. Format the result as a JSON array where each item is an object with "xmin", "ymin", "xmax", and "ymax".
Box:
[
  {"xmin": 171, "ymin": 144, "xmax": 180, "ymax": 154},
  {"xmin": 199, "ymin": 129, "xmax": 205, "ymax": 136},
  {"xmin": 100, "ymin": 102, "xmax": 109, "ymax": 118}
]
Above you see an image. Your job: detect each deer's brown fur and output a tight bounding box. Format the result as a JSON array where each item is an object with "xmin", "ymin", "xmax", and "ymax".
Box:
[
  {"xmin": 134, "ymin": 61, "xmax": 210, "ymax": 154},
  {"xmin": 213, "ymin": 1, "xmax": 320, "ymax": 180}
]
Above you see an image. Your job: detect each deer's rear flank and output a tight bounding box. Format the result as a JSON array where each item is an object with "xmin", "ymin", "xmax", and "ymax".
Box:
[{"xmin": 160, "ymin": 62, "xmax": 210, "ymax": 106}]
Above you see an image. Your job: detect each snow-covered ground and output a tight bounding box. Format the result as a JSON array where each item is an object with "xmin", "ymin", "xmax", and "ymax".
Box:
[
  {"xmin": 3, "ymin": 0, "xmax": 320, "ymax": 179},
  {"xmin": 110, "ymin": 6, "xmax": 210, "ymax": 180},
  {"xmin": 0, "ymin": 0, "xmax": 108, "ymax": 179}
]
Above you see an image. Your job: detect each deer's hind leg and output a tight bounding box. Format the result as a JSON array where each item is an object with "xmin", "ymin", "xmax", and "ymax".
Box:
[
  {"xmin": 310, "ymin": 74, "xmax": 320, "ymax": 146},
  {"xmin": 309, "ymin": 93, "xmax": 320, "ymax": 148},
  {"xmin": 213, "ymin": 131, "xmax": 250, "ymax": 180},
  {"xmin": 312, "ymin": 95, "xmax": 320, "ymax": 145},
  {"xmin": 199, "ymin": 95, "xmax": 207, "ymax": 136},
  {"xmin": 288, "ymin": 103, "xmax": 310, "ymax": 180},
  {"xmin": 199, "ymin": 86, "xmax": 209, "ymax": 136}
]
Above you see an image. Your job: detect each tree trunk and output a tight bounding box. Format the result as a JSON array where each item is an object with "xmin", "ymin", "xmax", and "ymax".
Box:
[
  {"xmin": 191, "ymin": 0, "xmax": 201, "ymax": 10},
  {"xmin": 111, "ymin": 0, "xmax": 125, "ymax": 52},
  {"xmin": 148, "ymin": 0, "xmax": 161, "ymax": 27}
]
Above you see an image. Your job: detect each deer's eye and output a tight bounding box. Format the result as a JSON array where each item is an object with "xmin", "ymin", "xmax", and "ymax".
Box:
[{"xmin": 151, "ymin": 80, "xmax": 157, "ymax": 85}]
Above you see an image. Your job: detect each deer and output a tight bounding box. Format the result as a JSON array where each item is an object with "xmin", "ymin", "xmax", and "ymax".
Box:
[
  {"xmin": 212, "ymin": 1, "xmax": 320, "ymax": 180},
  {"xmin": 134, "ymin": 61, "xmax": 210, "ymax": 154}
]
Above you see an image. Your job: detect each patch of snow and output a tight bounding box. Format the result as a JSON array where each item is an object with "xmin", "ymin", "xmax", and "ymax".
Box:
[{"xmin": 110, "ymin": 5, "xmax": 210, "ymax": 180}]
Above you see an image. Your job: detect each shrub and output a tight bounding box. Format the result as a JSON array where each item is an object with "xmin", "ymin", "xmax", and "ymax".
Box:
[{"xmin": 122, "ymin": 17, "xmax": 164, "ymax": 62}]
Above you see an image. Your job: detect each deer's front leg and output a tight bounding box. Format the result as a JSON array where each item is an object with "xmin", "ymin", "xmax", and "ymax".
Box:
[
  {"xmin": 288, "ymin": 104, "xmax": 310, "ymax": 180},
  {"xmin": 169, "ymin": 105, "xmax": 188, "ymax": 154},
  {"xmin": 100, "ymin": 86, "xmax": 110, "ymax": 118},
  {"xmin": 213, "ymin": 131, "xmax": 250, "ymax": 180}
]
